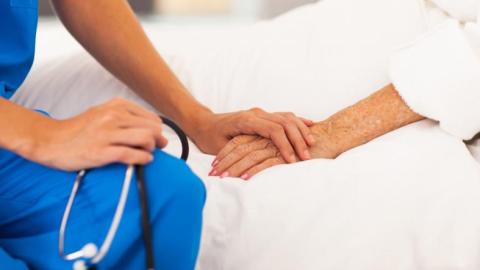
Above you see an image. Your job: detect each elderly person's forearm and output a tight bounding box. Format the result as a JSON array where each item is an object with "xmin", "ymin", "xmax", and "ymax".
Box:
[
  {"xmin": 212, "ymin": 84, "xmax": 426, "ymax": 179},
  {"xmin": 310, "ymin": 84, "xmax": 425, "ymax": 158}
]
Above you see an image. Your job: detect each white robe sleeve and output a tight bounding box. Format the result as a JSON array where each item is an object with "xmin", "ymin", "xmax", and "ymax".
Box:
[{"xmin": 389, "ymin": 0, "xmax": 480, "ymax": 140}]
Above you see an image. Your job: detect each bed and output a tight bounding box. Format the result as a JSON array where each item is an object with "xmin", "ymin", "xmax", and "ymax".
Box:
[{"xmin": 13, "ymin": 0, "xmax": 480, "ymax": 269}]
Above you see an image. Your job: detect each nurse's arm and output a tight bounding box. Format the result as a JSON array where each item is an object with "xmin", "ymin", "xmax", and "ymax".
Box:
[
  {"xmin": 50, "ymin": 0, "xmax": 315, "ymax": 163},
  {"xmin": 0, "ymin": 97, "xmax": 167, "ymax": 171}
]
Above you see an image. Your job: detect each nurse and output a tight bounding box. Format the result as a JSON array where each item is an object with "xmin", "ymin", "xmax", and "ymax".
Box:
[
  {"xmin": 0, "ymin": 0, "xmax": 312, "ymax": 269},
  {"xmin": 0, "ymin": 0, "xmax": 207, "ymax": 268}
]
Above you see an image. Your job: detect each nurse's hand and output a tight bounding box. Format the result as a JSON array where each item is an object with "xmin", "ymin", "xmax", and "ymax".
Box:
[
  {"xmin": 30, "ymin": 98, "xmax": 168, "ymax": 171},
  {"xmin": 188, "ymin": 109, "xmax": 316, "ymax": 164},
  {"xmin": 211, "ymin": 123, "xmax": 339, "ymax": 180}
]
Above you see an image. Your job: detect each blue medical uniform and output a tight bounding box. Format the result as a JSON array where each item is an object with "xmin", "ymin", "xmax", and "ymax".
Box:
[{"xmin": 0, "ymin": 1, "xmax": 206, "ymax": 270}]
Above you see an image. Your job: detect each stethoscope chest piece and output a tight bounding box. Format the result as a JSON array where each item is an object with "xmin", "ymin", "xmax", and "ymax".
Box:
[
  {"xmin": 72, "ymin": 244, "xmax": 98, "ymax": 270},
  {"xmin": 59, "ymin": 116, "xmax": 190, "ymax": 270},
  {"xmin": 73, "ymin": 260, "xmax": 88, "ymax": 270}
]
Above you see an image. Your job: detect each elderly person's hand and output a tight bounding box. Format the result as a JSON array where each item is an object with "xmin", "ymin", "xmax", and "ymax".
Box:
[
  {"xmin": 210, "ymin": 121, "xmax": 339, "ymax": 179},
  {"xmin": 211, "ymin": 84, "xmax": 425, "ymax": 180},
  {"xmin": 210, "ymin": 135, "xmax": 286, "ymax": 179},
  {"xmin": 190, "ymin": 109, "xmax": 317, "ymax": 164}
]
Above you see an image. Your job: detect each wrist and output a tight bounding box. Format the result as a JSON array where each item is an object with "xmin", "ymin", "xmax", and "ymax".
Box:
[
  {"xmin": 177, "ymin": 105, "xmax": 215, "ymax": 140},
  {"xmin": 309, "ymin": 120, "xmax": 343, "ymax": 159},
  {"xmin": 14, "ymin": 117, "xmax": 59, "ymax": 162}
]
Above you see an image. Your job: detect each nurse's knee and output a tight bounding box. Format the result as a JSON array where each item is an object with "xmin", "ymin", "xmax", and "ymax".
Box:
[{"xmin": 148, "ymin": 150, "xmax": 206, "ymax": 208}]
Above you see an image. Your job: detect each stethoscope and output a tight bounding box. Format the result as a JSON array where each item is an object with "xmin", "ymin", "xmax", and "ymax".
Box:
[{"xmin": 59, "ymin": 117, "xmax": 190, "ymax": 270}]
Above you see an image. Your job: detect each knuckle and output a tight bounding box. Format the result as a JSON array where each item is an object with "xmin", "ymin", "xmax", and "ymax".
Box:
[
  {"xmin": 155, "ymin": 125, "xmax": 163, "ymax": 136},
  {"xmin": 251, "ymin": 151, "xmax": 266, "ymax": 162},
  {"xmin": 138, "ymin": 131, "xmax": 151, "ymax": 143},
  {"xmin": 259, "ymin": 139, "xmax": 272, "ymax": 150},
  {"xmin": 272, "ymin": 126, "xmax": 284, "ymax": 136},
  {"xmin": 302, "ymin": 126, "xmax": 312, "ymax": 133},
  {"xmin": 115, "ymin": 149, "xmax": 130, "ymax": 162},
  {"xmin": 115, "ymin": 97, "xmax": 127, "ymax": 104},
  {"xmin": 232, "ymin": 136, "xmax": 245, "ymax": 145},
  {"xmin": 275, "ymin": 156, "xmax": 285, "ymax": 163},
  {"xmin": 147, "ymin": 140, "xmax": 156, "ymax": 150},
  {"xmin": 264, "ymin": 141, "xmax": 275, "ymax": 149},
  {"xmin": 266, "ymin": 157, "xmax": 279, "ymax": 166},
  {"xmin": 249, "ymin": 107, "xmax": 263, "ymax": 114},
  {"xmin": 273, "ymin": 149, "xmax": 282, "ymax": 158},
  {"xmin": 284, "ymin": 121, "xmax": 296, "ymax": 130},
  {"xmin": 236, "ymin": 143, "xmax": 250, "ymax": 153},
  {"xmin": 144, "ymin": 130, "xmax": 157, "ymax": 142},
  {"xmin": 109, "ymin": 97, "xmax": 126, "ymax": 106},
  {"xmin": 277, "ymin": 118, "xmax": 289, "ymax": 128},
  {"xmin": 102, "ymin": 110, "xmax": 121, "ymax": 123},
  {"xmin": 246, "ymin": 114, "xmax": 258, "ymax": 124}
]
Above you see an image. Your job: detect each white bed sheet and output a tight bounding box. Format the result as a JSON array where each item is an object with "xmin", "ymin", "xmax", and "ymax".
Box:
[{"xmin": 13, "ymin": 0, "xmax": 480, "ymax": 269}]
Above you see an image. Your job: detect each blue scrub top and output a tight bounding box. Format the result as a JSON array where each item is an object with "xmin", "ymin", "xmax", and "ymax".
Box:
[{"xmin": 0, "ymin": 0, "xmax": 38, "ymax": 99}]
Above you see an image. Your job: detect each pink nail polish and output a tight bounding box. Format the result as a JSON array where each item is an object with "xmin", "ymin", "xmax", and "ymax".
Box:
[
  {"xmin": 220, "ymin": 172, "xmax": 229, "ymax": 178},
  {"xmin": 211, "ymin": 159, "xmax": 219, "ymax": 167},
  {"xmin": 241, "ymin": 174, "xmax": 249, "ymax": 180},
  {"xmin": 209, "ymin": 170, "xmax": 217, "ymax": 176}
]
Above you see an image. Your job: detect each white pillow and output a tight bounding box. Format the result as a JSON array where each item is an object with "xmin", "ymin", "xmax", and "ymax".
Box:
[
  {"xmin": 148, "ymin": 0, "xmax": 427, "ymax": 120},
  {"xmin": 14, "ymin": 0, "xmax": 426, "ymax": 122}
]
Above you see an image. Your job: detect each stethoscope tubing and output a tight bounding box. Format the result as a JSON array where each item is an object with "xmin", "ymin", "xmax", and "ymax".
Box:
[
  {"xmin": 59, "ymin": 165, "xmax": 134, "ymax": 265},
  {"xmin": 136, "ymin": 165, "xmax": 155, "ymax": 270},
  {"xmin": 59, "ymin": 116, "xmax": 189, "ymax": 270}
]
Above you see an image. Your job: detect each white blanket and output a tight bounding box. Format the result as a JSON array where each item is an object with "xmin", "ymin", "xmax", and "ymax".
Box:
[{"xmin": 13, "ymin": 0, "xmax": 480, "ymax": 269}]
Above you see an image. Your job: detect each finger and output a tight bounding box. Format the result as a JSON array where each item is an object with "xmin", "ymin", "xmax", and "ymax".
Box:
[
  {"xmin": 243, "ymin": 157, "xmax": 285, "ymax": 180},
  {"xmin": 212, "ymin": 138, "xmax": 270, "ymax": 176},
  {"xmin": 105, "ymin": 146, "xmax": 154, "ymax": 166},
  {"xmin": 215, "ymin": 135, "xmax": 257, "ymax": 165},
  {"xmin": 110, "ymin": 98, "xmax": 161, "ymax": 123},
  {"xmin": 223, "ymin": 147, "xmax": 278, "ymax": 178},
  {"xmin": 258, "ymin": 113, "xmax": 307, "ymax": 161},
  {"xmin": 300, "ymin": 117, "xmax": 315, "ymax": 127},
  {"xmin": 116, "ymin": 114, "xmax": 168, "ymax": 148},
  {"xmin": 110, "ymin": 128, "xmax": 159, "ymax": 152},
  {"xmin": 285, "ymin": 114, "xmax": 316, "ymax": 146},
  {"xmin": 262, "ymin": 122, "xmax": 297, "ymax": 163},
  {"xmin": 238, "ymin": 116, "xmax": 296, "ymax": 163},
  {"xmin": 275, "ymin": 112, "xmax": 314, "ymax": 127}
]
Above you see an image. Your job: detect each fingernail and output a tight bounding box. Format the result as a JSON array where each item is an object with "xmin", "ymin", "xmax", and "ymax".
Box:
[
  {"xmin": 289, "ymin": 155, "xmax": 297, "ymax": 163},
  {"xmin": 304, "ymin": 150, "xmax": 311, "ymax": 160},
  {"xmin": 211, "ymin": 159, "xmax": 219, "ymax": 167},
  {"xmin": 209, "ymin": 170, "xmax": 217, "ymax": 176},
  {"xmin": 241, "ymin": 174, "xmax": 249, "ymax": 180},
  {"xmin": 220, "ymin": 172, "xmax": 229, "ymax": 178}
]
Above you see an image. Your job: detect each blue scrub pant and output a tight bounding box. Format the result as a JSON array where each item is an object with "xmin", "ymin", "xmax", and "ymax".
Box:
[{"xmin": 0, "ymin": 148, "xmax": 206, "ymax": 270}]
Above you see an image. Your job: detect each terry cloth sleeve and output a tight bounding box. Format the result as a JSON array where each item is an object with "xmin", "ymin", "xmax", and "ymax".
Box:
[
  {"xmin": 389, "ymin": 0, "xmax": 480, "ymax": 140},
  {"xmin": 0, "ymin": 248, "xmax": 28, "ymax": 270}
]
